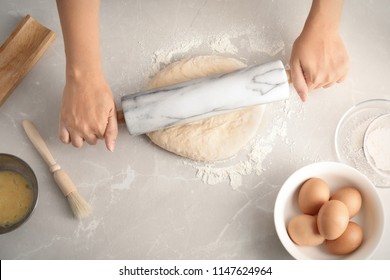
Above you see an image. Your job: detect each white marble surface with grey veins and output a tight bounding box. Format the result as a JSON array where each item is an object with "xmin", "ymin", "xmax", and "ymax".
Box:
[
  {"xmin": 122, "ymin": 60, "xmax": 289, "ymax": 135},
  {"xmin": 0, "ymin": 0, "xmax": 389, "ymax": 259}
]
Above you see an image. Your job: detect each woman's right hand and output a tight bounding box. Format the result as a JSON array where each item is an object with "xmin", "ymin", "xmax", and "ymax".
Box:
[{"xmin": 59, "ymin": 71, "xmax": 118, "ymax": 151}]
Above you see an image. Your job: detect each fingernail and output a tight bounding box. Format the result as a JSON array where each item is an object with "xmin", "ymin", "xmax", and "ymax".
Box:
[
  {"xmin": 299, "ymin": 92, "xmax": 307, "ymax": 102},
  {"xmin": 107, "ymin": 141, "xmax": 115, "ymax": 152}
]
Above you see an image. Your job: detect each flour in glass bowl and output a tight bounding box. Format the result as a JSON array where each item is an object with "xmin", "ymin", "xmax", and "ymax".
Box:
[
  {"xmin": 337, "ymin": 108, "xmax": 390, "ymax": 188},
  {"xmin": 364, "ymin": 114, "xmax": 390, "ymax": 175}
]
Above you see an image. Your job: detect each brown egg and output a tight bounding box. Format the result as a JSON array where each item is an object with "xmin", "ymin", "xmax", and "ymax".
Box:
[
  {"xmin": 317, "ymin": 200, "xmax": 349, "ymax": 240},
  {"xmin": 330, "ymin": 187, "xmax": 362, "ymax": 218},
  {"xmin": 326, "ymin": 221, "xmax": 364, "ymax": 255},
  {"xmin": 287, "ymin": 214, "xmax": 325, "ymax": 246},
  {"xmin": 298, "ymin": 178, "xmax": 330, "ymax": 215}
]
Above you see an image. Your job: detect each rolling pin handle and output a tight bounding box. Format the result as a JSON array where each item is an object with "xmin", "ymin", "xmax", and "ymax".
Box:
[
  {"xmin": 117, "ymin": 110, "xmax": 126, "ymax": 124},
  {"xmin": 286, "ymin": 69, "xmax": 291, "ymax": 84}
]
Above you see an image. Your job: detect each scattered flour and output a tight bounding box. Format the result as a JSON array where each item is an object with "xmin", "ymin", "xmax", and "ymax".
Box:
[
  {"xmin": 241, "ymin": 24, "xmax": 285, "ymax": 56},
  {"xmin": 184, "ymin": 107, "xmax": 287, "ymax": 189},
  {"xmin": 151, "ymin": 38, "xmax": 203, "ymax": 74},
  {"xmin": 150, "ymin": 24, "xmax": 285, "ymax": 76},
  {"xmin": 208, "ymin": 34, "xmax": 239, "ymax": 54},
  {"xmin": 149, "ymin": 25, "xmax": 287, "ymax": 188},
  {"xmin": 182, "ymin": 87, "xmax": 307, "ymax": 188}
]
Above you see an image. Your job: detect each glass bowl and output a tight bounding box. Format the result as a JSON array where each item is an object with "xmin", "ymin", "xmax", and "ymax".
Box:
[{"xmin": 335, "ymin": 99, "xmax": 390, "ymax": 188}]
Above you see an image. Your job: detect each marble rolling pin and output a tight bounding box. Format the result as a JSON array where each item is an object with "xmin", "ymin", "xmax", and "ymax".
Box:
[{"xmin": 120, "ymin": 60, "xmax": 290, "ymax": 135}]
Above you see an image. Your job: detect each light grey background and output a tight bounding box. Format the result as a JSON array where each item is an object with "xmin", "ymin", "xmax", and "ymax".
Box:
[{"xmin": 0, "ymin": 0, "xmax": 389, "ymax": 259}]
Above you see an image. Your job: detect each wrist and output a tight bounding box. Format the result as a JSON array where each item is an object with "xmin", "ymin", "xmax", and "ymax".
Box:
[
  {"xmin": 304, "ymin": 16, "xmax": 339, "ymax": 35},
  {"xmin": 64, "ymin": 45, "xmax": 102, "ymax": 81},
  {"xmin": 65, "ymin": 62, "xmax": 103, "ymax": 82},
  {"xmin": 304, "ymin": 0, "xmax": 344, "ymax": 33}
]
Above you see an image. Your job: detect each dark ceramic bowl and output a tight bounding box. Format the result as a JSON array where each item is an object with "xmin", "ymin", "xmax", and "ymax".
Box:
[{"xmin": 0, "ymin": 153, "xmax": 38, "ymax": 234}]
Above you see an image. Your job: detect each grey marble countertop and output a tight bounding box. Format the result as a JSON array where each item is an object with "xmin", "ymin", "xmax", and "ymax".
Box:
[{"xmin": 0, "ymin": 0, "xmax": 389, "ymax": 259}]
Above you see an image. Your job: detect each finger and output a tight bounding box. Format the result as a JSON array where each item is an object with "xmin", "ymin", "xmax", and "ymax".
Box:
[
  {"xmin": 291, "ymin": 61, "xmax": 308, "ymax": 102},
  {"xmin": 312, "ymin": 79, "xmax": 329, "ymax": 89},
  {"xmin": 308, "ymin": 72, "xmax": 330, "ymax": 90},
  {"xmin": 71, "ymin": 134, "xmax": 84, "ymax": 148},
  {"xmin": 337, "ymin": 74, "xmax": 348, "ymax": 83},
  {"xmin": 104, "ymin": 108, "xmax": 118, "ymax": 152},
  {"xmin": 59, "ymin": 124, "xmax": 70, "ymax": 144},
  {"xmin": 308, "ymin": 77, "xmax": 323, "ymax": 90},
  {"xmin": 84, "ymin": 134, "xmax": 99, "ymax": 145},
  {"xmin": 323, "ymin": 82, "xmax": 335, "ymax": 88}
]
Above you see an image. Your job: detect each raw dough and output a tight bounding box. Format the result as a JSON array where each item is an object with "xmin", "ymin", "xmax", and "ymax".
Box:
[{"xmin": 146, "ymin": 56, "xmax": 266, "ymax": 162}]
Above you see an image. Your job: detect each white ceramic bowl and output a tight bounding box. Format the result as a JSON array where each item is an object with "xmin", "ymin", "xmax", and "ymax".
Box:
[{"xmin": 274, "ymin": 162, "xmax": 385, "ymax": 259}]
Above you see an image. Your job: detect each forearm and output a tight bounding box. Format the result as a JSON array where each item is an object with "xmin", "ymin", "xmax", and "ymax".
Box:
[
  {"xmin": 56, "ymin": 0, "xmax": 102, "ymax": 79},
  {"xmin": 304, "ymin": 0, "xmax": 344, "ymax": 33}
]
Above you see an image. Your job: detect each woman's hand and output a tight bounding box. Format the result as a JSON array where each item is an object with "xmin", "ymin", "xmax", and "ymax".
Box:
[
  {"xmin": 59, "ymin": 71, "xmax": 118, "ymax": 151},
  {"xmin": 57, "ymin": 0, "xmax": 117, "ymax": 151},
  {"xmin": 290, "ymin": 0, "xmax": 349, "ymax": 101}
]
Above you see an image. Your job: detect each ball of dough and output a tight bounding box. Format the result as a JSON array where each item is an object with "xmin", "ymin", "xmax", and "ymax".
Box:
[{"xmin": 146, "ymin": 56, "xmax": 266, "ymax": 162}]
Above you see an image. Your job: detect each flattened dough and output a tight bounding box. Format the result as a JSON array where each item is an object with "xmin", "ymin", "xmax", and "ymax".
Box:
[{"xmin": 146, "ymin": 56, "xmax": 266, "ymax": 162}]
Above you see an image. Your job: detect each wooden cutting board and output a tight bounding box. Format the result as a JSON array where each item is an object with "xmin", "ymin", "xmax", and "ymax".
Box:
[{"xmin": 0, "ymin": 15, "xmax": 55, "ymax": 106}]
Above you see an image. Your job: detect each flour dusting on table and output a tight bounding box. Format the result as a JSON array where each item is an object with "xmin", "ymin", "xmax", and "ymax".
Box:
[
  {"xmin": 186, "ymin": 107, "xmax": 287, "ymax": 189},
  {"xmin": 149, "ymin": 28, "xmax": 287, "ymax": 188},
  {"xmin": 150, "ymin": 24, "xmax": 285, "ymax": 76}
]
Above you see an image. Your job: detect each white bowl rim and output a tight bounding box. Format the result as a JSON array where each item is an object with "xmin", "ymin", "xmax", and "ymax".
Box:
[{"xmin": 274, "ymin": 161, "xmax": 385, "ymax": 260}]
